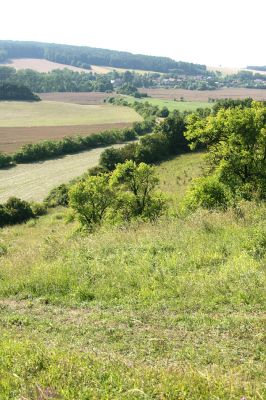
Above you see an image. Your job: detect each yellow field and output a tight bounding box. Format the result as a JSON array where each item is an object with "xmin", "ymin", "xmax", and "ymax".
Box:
[{"xmin": 0, "ymin": 101, "xmax": 142, "ymax": 127}]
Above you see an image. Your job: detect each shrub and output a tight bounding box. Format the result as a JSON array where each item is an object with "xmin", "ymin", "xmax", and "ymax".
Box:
[
  {"xmin": 184, "ymin": 176, "xmax": 231, "ymax": 211},
  {"xmin": 0, "ymin": 153, "xmax": 12, "ymax": 168},
  {"xmin": 30, "ymin": 202, "xmax": 47, "ymax": 217},
  {"xmin": 44, "ymin": 184, "xmax": 69, "ymax": 207},
  {"xmin": 0, "ymin": 197, "xmax": 34, "ymax": 227}
]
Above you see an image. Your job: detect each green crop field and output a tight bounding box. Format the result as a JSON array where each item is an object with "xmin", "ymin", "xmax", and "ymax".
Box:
[
  {"xmin": 125, "ymin": 96, "xmax": 210, "ymax": 112},
  {"xmin": 0, "ymin": 152, "xmax": 265, "ymax": 399},
  {"xmin": 0, "ymin": 101, "xmax": 142, "ymax": 127},
  {"xmin": 0, "ymin": 144, "xmax": 126, "ymax": 203}
]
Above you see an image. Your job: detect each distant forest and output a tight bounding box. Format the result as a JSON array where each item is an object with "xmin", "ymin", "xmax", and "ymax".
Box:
[
  {"xmin": 247, "ymin": 66, "xmax": 266, "ymax": 72},
  {"xmin": 0, "ymin": 40, "xmax": 207, "ymax": 75}
]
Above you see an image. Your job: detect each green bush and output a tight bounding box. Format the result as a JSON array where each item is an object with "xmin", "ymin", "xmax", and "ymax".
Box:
[
  {"xmin": 184, "ymin": 176, "xmax": 231, "ymax": 211},
  {"xmin": 0, "ymin": 153, "xmax": 12, "ymax": 168},
  {"xmin": 44, "ymin": 184, "xmax": 70, "ymax": 208},
  {"xmin": 0, "ymin": 197, "xmax": 34, "ymax": 227},
  {"xmin": 30, "ymin": 202, "xmax": 47, "ymax": 217}
]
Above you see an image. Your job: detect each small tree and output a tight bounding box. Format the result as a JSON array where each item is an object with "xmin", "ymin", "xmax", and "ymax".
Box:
[
  {"xmin": 110, "ymin": 160, "xmax": 166, "ymax": 220},
  {"xmin": 69, "ymin": 174, "xmax": 114, "ymax": 230}
]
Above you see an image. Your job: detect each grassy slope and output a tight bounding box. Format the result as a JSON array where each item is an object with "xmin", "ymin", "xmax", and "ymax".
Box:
[
  {"xmin": 0, "ymin": 101, "xmax": 142, "ymax": 127},
  {"xmin": 125, "ymin": 96, "xmax": 210, "ymax": 112},
  {"xmin": 0, "ymin": 153, "xmax": 265, "ymax": 399},
  {"xmin": 0, "ymin": 144, "xmax": 126, "ymax": 203}
]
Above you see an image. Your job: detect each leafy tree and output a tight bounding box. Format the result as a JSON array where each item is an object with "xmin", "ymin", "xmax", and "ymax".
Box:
[
  {"xmin": 69, "ymin": 161, "xmax": 166, "ymax": 229},
  {"xmin": 69, "ymin": 174, "xmax": 114, "ymax": 230},
  {"xmin": 99, "ymin": 147, "xmax": 125, "ymax": 171},
  {"xmin": 155, "ymin": 112, "xmax": 188, "ymax": 154},
  {"xmin": 185, "ymin": 101, "xmax": 266, "ymax": 200},
  {"xmin": 156, "ymin": 106, "xmax": 169, "ymax": 118},
  {"xmin": 110, "ymin": 160, "xmax": 166, "ymax": 220}
]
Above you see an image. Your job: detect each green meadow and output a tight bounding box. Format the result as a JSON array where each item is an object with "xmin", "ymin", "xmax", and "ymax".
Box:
[
  {"xmin": 0, "ymin": 152, "xmax": 265, "ymax": 399},
  {"xmin": 125, "ymin": 96, "xmax": 210, "ymax": 112}
]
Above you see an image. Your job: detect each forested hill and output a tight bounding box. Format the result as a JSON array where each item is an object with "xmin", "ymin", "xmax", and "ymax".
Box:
[
  {"xmin": 0, "ymin": 40, "xmax": 206, "ymax": 75},
  {"xmin": 247, "ymin": 65, "xmax": 266, "ymax": 72}
]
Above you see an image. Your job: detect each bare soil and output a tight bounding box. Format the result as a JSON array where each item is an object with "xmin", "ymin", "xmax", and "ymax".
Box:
[
  {"xmin": 0, "ymin": 122, "xmax": 132, "ymax": 153},
  {"xmin": 139, "ymin": 88, "xmax": 266, "ymax": 101},
  {"xmin": 39, "ymin": 92, "xmax": 116, "ymax": 104}
]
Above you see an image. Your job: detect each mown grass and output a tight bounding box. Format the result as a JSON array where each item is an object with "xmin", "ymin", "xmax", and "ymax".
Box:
[
  {"xmin": 0, "ymin": 153, "xmax": 265, "ymax": 399},
  {"xmin": 125, "ymin": 96, "xmax": 210, "ymax": 112},
  {"xmin": 0, "ymin": 143, "xmax": 126, "ymax": 203},
  {"xmin": 0, "ymin": 101, "xmax": 142, "ymax": 127}
]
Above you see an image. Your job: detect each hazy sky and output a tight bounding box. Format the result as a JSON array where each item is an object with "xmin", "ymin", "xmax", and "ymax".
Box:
[{"xmin": 1, "ymin": 0, "xmax": 265, "ymax": 67}]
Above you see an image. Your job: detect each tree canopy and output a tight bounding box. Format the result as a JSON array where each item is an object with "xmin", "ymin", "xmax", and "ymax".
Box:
[{"xmin": 185, "ymin": 101, "xmax": 266, "ymax": 200}]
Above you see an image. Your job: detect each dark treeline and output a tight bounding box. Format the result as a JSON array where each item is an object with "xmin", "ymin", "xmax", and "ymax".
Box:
[
  {"xmin": 247, "ymin": 66, "xmax": 266, "ymax": 72},
  {"xmin": 0, "ymin": 40, "xmax": 207, "ymax": 74},
  {"xmin": 0, "ymin": 82, "xmax": 40, "ymax": 101},
  {"xmin": 0, "ymin": 67, "xmax": 113, "ymax": 93}
]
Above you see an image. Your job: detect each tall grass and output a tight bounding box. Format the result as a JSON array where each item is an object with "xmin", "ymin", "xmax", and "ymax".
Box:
[{"xmin": 0, "ymin": 153, "xmax": 265, "ymax": 399}]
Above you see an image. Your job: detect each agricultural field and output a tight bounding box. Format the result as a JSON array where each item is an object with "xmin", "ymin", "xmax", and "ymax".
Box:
[
  {"xmin": 125, "ymin": 96, "xmax": 210, "ymax": 112},
  {"xmin": 0, "ymin": 152, "xmax": 265, "ymax": 399},
  {"xmin": 139, "ymin": 87, "xmax": 266, "ymax": 101},
  {"xmin": 39, "ymin": 91, "xmax": 116, "ymax": 105},
  {"xmin": 0, "ymin": 101, "xmax": 141, "ymax": 153},
  {"xmin": 0, "ymin": 58, "xmax": 159, "ymax": 75},
  {"xmin": 0, "ymin": 144, "xmax": 126, "ymax": 202},
  {"xmin": 0, "ymin": 58, "xmax": 92, "ymax": 74}
]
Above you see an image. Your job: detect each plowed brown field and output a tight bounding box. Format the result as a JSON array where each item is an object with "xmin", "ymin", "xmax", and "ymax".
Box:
[
  {"xmin": 39, "ymin": 92, "xmax": 116, "ymax": 104},
  {"xmin": 0, "ymin": 122, "xmax": 133, "ymax": 153},
  {"xmin": 139, "ymin": 88, "xmax": 266, "ymax": 101}
]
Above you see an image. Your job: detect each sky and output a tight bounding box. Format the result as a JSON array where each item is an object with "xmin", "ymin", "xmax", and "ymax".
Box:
[{"xmin": 1, "ymin": 0, "xmax": 265, "ymax": 67}]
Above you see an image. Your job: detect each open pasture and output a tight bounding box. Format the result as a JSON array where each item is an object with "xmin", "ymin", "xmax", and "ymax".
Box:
[
  {"xmin": 139, "ymin": 87, "xmax": 266, "ymax": 101},
  {"xmin": 125, "ymin": 96, "xmax": 210, "ymax": 111}
]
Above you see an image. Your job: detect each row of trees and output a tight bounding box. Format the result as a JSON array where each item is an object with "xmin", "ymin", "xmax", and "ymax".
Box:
[
  {"xmin": 0, "ymin": 82, "xmax": 40, "ymax": 101},
  {"xmin": 0, "ymin": 67, "xmax": 113, "ymax": 93},
  {"xmin": 99, "ymin": 112, "xmax": 188, "ymax": 171},
  {"xmin": 0, "ymin": 120, "xmax": 156, "ymax": 168}
]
